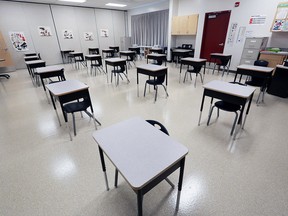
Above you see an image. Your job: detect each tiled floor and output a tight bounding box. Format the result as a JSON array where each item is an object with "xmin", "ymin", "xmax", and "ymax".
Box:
[{"xmin": 0, "ymin": 59, "xmax": 287, "ymax": 216}]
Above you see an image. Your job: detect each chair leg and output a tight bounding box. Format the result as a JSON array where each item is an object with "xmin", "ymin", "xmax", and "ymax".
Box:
[
  {"xmin": 231, "ymin": 111, "xmax": 239, "ymax": 136},
  {"xmin": 165, "ymin": 178, "xmax": 175, "ymax": 188},
  {"xmin": 212, "ymin": 63, "xmax": 217, "ymax": 74},
  {"xmin": 183, "ymin": 71, "xmax": 187, "ymax": 83},
  {"xmin": 162, "ymin": 84, "xmax": 169, "ymax": 97},
  {"xmin": 207, "ymin": 105, "xmax": 216, "ymax": 126}
]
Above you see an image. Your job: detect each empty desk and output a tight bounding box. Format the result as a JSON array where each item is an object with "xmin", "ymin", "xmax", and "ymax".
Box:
[
  {"xmin": 267, "ymin": 65, "xmax": 288, "ymax": 98},
  {"xmin": 85, "ymin": 54, "xmax": 104, "ymax": 74},
  {"xmin": 24, "ymin": 55, "xmax": 40, "ymax": 61},
  {"xmin": 92, "ymin": 117, "xmax": 188, "ymax": 216},
  {"xmin": 102, "ymin": 49, "xmax": 115, "ymax": 58},
  {"xmin": 199, "ymin": 80, "xmax": 256, "ymax": 139},
  {"xmin": 119, "ymin": 51, "xmax": 136, "ymax": 67},
  {"xmin": 146, "ymin": 53, "xmax": 167, "ymax": 66},
  {"xmin": 25, "ymin": 60, "xmax": 46, "ymax": 85},
  {"xmin": 171, "ymin": 49, "xmax": 190, "ymax": 65},
  {"xmin": 88, "ymin": 47, "xmax": 99, "ymax": 55},
  {"xmin": 46, "ymin": 80, "xmax": 101, "ymax": 140},
  {"xmin": 24, "ymin": 52, "xmax": 37, "ymax": 56},
  {"xmin": 150, "ymin": 47, "xmax": 163, "ymax": 54},
  {"xmin": 136, "ymin": 64, "xmax": 168, "ymax": 97},
  {"xmin": 60, "ymin": 49, "xmax": 74, "ymax": 63},
  {"xmin": 180, "ymin": 57, "xmax": 207, "ymax": 84},
  {"xmin": 235, "ymin": 64, "xmax": 274, "ymax": 104},
  {"xmin": 105, "ymin": 58, "xmax": 128, "ymax": 85},
  {"xmin": 209, "ymin": 53, "xmax": 232, "ymax": 76}
]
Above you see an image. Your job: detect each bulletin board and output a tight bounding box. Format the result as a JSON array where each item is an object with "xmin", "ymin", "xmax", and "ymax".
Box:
[{"xmin": 271, "ymin": 2, "xmax": 288, "ymax": 31}]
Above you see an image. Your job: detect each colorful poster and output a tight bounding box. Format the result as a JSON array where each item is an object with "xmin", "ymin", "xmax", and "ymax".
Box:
[
  {"xmin": 100, "ymin": 29, "xmax": 108, "ymax": 37},
  {"xmin": 38, "ymin": 26, "xmax": 52, "ymax": 36},
  {"xmin": 249, "ymin": 15, "xmax": 266, "ymax": 25},
  {"xmin": 63, "ymin": 30, "xmax": 73, "ymax": 39},
  {"xmin": 272, "ymin": 19, "xmax": 285, "ymax": 31},
  {"xmin": 84, "ymin": 32, "xmax": 93, "ymax": 41},
  {"xmin": 9, "ymin": 32, "xmax": 28, "ymax": 51}
]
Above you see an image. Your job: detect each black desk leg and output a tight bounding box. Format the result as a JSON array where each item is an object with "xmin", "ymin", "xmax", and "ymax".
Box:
[
  {"xmin": 137, "ymin": 190, "xmax": 143, "ymax": 216},
  {"xmin": 98, "ymin": 146, "xmax": 110, "ymax": 191},
  {"xmin": 137, "ymin": 72, "xmax": 139, "ymax": 97},
  {"xmin": 179, "ymin": 63, "xmax": 183, "ymax": 83},
  {"xmin": 233, "ymin": 102, "xmax": 247, "ymax": 140},
  {"xmin": 198, "ymin": 93, "xmax": 206, "ymax": 126},
  {"xmin": 49, "ymin": 91, "xmax": 61, "ymax": 126},
  {"xmin": 176, "ymin": 157, "xmax": 186, "ymax": 211},
  {"xmin": 242, "ymin": 93, "xmax": 254, "ymax": 129}
]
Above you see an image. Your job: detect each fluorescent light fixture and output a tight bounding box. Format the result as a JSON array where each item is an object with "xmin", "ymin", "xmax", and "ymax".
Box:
[
  {"xmin": 59, "ymin": 0, "xmax": 86, "ymax": 3},
  {"xmin": 106, "ymin": 3, "xmax": 127, "ymax": 7}
]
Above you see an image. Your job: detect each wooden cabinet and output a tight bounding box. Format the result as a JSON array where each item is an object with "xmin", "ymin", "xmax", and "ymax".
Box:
[
  {"xmin": 259, "ymin": 53, "xmax": 287, "ymax": 68},
  {"xmin": 171, "ymin": 14, "xmax": 198, "ymax": 35}
]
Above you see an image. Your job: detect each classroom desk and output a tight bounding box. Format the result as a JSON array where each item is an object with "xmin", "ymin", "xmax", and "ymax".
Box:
[
  {"xmin": 24, "ymin": 52, "xmax": 37, "ymax": 56},
  {"xmin": 85, "ymin": 54, "xmax": 104, "ymax": 74},
  {"xmin": 171, "ymin": 49, "xmax": 190, "ymax": 64},
  {"xmin": 209, "ymin": 53, "xmax": 232, "ymax": 75},
  {"xmin": 92, "ymin": 117, "xmax": 188, "ymax": 216},
  {"xmin": 179, "ymin": 57, "xmax": 207, "ymax": 83},
  {"xmin": 198, "ymin": 80, "xmax": 256, "ymax": 139},
  {"xmin": 0, "ymin": 59, "xmax": 10, "ymax": 79},
  {"xmin": 119, "ymin": 51, "xmax": 135, "ymax": 60},
  {"xmin": 60, "ymin": 49, "xmax": 74, "ymax": 63},
  {"xmin": 24, "ymin": 55, "xmax": 39, "ymax": 61},
  {"xmin": 105, "ymin": 58, "xmax": 128, "ymax": 84},
  {"xmin": 25, "ymin": 60, "xmax": 46, "ymax": 85},
  {"xmin": 46, "ymin": 80, "xmax": 101, "ymax": 139},
  {"xmin": 267, "ymin": 65, "xmax": 288, "ymax": 98},
  {"xmin": 146, "ymin": 53, "xmax": 167, "ymax": 66},
  {"xmin": 235, "ymin": 64, "xmax": 274, "ymax": 104},
  {"xmin": 102, "ymin": 49, "xmax": 115, "ymax": 58},
  {"xmin": 149, "ymin": 47, "xmax": 163, "ymax": 54},
  {"xmin": 136, "ymin": 64, "xmax": 168, "ymax": 97},
  {"xmin": 36, "ymin": 65, "xmax": 65, "ymax": 92},
  {"xmin": 88, "ymin": 47, "xmax": 99, "ymax": 55}
]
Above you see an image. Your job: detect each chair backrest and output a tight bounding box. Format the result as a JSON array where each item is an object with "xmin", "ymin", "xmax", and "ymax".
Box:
[
  {"xmin": 146, "ymin": 120, "xmax": 169, "ymax": 135},
  {"xmin": 182, "ymin": 44, "xmax": 193, "ymax": 49},
  {"xmin": 254, "ymin": 60, "xmax": 269, "ymax": 67},
  {"xmin": 156, "ymin": 74, "xmax": 166, "ymax": 84},
  {"xmin": 75, "ymin": 53, "xmax": 84, "ymax": 61}
]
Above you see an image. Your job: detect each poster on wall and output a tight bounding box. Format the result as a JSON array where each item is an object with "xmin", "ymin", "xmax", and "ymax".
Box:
[
  {"xmin": 272, "ymin": 19, "xmax": 285, "ymax": 31},
  {"xmin": 249, "ymin": 15, "xmax": 266, "ymax": 25},
  {"xmin": 63, "ymin": 29, "xmax": 73, "ymax": 39},
  {"xmin": 84, "ymin": 32, "xmax": 93, "ymax": 41},
  {"xmin": 100, "ymin": 29, "xmax": 108, "ymax": 37},
  {"xmin": 227, "ymin": 22, "xmax": 238, "ymax": 46},
  {"xmin": 9, "ymin": 32, "xmax": 29, "ymax": 51},
  {"xmin": 38, "ymin": 26, "xmax": 52, "ymax": 36}
]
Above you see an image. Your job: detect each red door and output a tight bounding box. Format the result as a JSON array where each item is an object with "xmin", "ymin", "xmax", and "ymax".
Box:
[{"xmin": 200, "ymin": 10, "xmax": 231, "ymax": 60}]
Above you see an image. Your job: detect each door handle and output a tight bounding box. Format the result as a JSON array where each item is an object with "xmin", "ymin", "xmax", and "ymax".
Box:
[{"xmin": 219, "ymin": 43, "xmax": 224, "ymax": 46}]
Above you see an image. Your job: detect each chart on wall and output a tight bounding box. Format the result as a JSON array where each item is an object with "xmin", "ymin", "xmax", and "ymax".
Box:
[
  {"xmin": 100, "ymin": 29, "xmax": 108, "ymax": 37},
  {"xmin": 9, "ymin": 32, "xmax": 29, "ymax": 51},
  {"xmin": 38, "ymin": 26, "xmax": 52, "ymax": 36},
  {"xmin": 272, "ymin": 2, "xmax": 288, "ymax": 31},
  {"xmin": 63, "ymin": 29, "xmax": 73, "ymax": 39},
  {"xmin": 84, "ymin": 32, "xmax": 93, "ymax": 41}
]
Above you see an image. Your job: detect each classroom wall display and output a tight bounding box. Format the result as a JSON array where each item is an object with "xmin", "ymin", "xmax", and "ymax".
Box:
[
  {"xmin": 38, "ymin": 26, "xmax": 52, "ymax": 36},
  {"xmin": 9, "ymin": 31, "xmax": 29, "ymax": 51},
  {"xmin": 100, "ymin": 29, "xmax": 108, "ymax": 37},
  {"xmin": 271, "ymin": 2, "xmax": 288, "ymax": 31},
  {"xmin": 84, "ymin": 32, "xmax": 93, "ymax": 41},
  {"xmin": 63, "ymin": 29, "xmax": 73, "ymax": 39}
]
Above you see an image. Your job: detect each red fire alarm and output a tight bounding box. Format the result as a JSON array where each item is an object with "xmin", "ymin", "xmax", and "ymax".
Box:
[{"xmin": 235, "ymin": 2, "xmax": 240, "ymax": 7}]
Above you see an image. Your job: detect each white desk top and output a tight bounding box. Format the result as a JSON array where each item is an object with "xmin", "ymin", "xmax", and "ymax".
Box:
[
  {"xmin": 102, "ymin": 49, "xmax": 114, "ymax": 51},
  {"xmin": 105, "ymin": 58, "xmax": 126, "ymax": 63},
  {"xmin": 69, "ymin": 51, "xmax": 82, "ymax": 55},
  {"xmin": 85, "ymin": 54, "xmax": 101, "ymax": 58},
  {"xmin": 210, "ymin": 53, "xmax": 232, "ymax": 57},
  {"xmin": 137, "ymin": 64, "xmax": 167, "ymax": 71},
  {"xmin": 24, "ymin": 55, "xmax": 39, "ymax": 59},
  {"xmin": 25, "ymin": 60, "xmax": 45, "ymax": 65},
  {"xmin": 36, "ymin": 65, "xmax": 64, "ymax": 73},
  {"xmin": 92, "ymin": 117, "xmax": 188, "ymax": 189},
  {"xmin": 181, "ymin": 57, "xmax": 207, "ymax": 62},
  {"xmin": 172, "ymin": 49, "xmax": 191, "ymax": 53},
  {"xmin": 276, "ymin": 64, "xmax": 288, "ymax": 70},
  {"xmin": 237, "ymin": 64, "xmax": 274, "ymax": 73},
  {"xmin": 203, "ymin": 80, "xmax": 256, "ymax": 98},
  {"xmin": 147, "ymin": 53, "xmax": 166, "ymax": 57},
  {"xmin": 120, "ymin": 51, "xmax": 135, "ymax": 54},
  {"xmin": 46, "ymin": 80, "xmax": 88, "ymax": 96}
]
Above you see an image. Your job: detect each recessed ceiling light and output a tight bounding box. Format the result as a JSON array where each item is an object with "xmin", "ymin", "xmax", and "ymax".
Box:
[
  {"xmin": 58, "ymin": 0, "xmax": 86, "ymax": 3},
  {"xmin": 106, "ymin": 3, "xmax": 127, "ymax": 7}
]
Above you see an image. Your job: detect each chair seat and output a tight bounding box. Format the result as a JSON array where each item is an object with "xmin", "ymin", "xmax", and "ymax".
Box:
[
  {"xmin": 146, "ymin": 79, "xmax": 163, "ymax": 85},
  {"xmin": 63, "ymin": 101, "xmax": 89, "ymax": 113},
  {"xmin": 215, "ymin": 101, "xmax": 240, "ymax": 112}
]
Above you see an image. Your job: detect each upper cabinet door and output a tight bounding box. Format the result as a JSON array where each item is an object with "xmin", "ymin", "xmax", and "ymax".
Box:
[{"xmin": 171, "ymin": 14, "xmax": 198, "ymax": 35}]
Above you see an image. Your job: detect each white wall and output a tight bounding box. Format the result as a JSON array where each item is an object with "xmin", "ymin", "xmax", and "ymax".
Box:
[
  {"xmin": 0, "ymin": 1, "xmax": 127, "ymax": 69},
  {"xmin": 176, "ymin": 0, "xmax": 288, "ymax": 70}
]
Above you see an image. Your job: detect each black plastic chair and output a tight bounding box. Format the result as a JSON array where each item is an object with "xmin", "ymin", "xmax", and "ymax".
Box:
[
  {"xmin": 183, "ymin": 65, "xmax": 203, "ymax": 87},
  {"xmin": 212, "ymin": 56, "xmax": 231, "ymax": 76},
  {"xmin": 91, "ymin": 56, "xmax": 105, "ymax": 74},
  {"xmin": 245, "ymin": 60, "xmax": 269, "ymax": 104},
  {"xmin": 207, "ymin": 82, "xmax": 245, "ymax": 136},
  {"xmin": 62, "ymin": 96, "xmax": 100, "ymax": 137},
  {"xmin": 144, "ymin": 74, "xmax": 168, "ymax": 102},
  {"xmin": 111, "ymin": 65, "xmax": 129, "ymax": 86}
]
